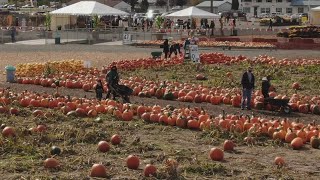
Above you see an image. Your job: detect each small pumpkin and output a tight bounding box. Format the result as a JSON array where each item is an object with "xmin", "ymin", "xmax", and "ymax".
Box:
[
  {"xmin": 44, "ymin": 158, "xmax": 59, "ymax": 168},
  {"xmin": 223, "ymin": 140, "xmax": 235, "ymax": 151},
  {"xmin": 126, "ymin": 155, "xmax": 140, "ymax": 169},
  {"xmin": 143, "ymin": 164, "xmax": 157, "ymax": 177},
  {"xmin": 209, "ymin": 148, "xmax": 224, "ymax": 161},
  {"xmin": 274, "ymin": 156, "xmax": 285, "ymax": 166},
  {"xmin": 310, "ymin": 136, "xmax": 320, "ymax": 149},
  {"xmin": 90, "ymin": 164, "xmax": 107, "ymax": 178}
]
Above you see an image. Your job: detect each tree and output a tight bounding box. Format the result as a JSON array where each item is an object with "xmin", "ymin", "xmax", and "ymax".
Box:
[
  {"xmin": 176, "ymin": 0, "xmax": 186, "ymax": 6},
  {"xmin": 155, "ymin": 0, "xmax": 166, "ymax": 7},
  {"xmin": 123, "ymin": 0, "xmax": 139, "ymax": 12},
  {"xmin": 190, "ymin": 0, "xmax": 201, "ymax": 6},
  {"xmin": 140, "ymin": 0, "xmax": 149, "ymax": 12},
  {"xmin": 231, "ymin": 0, "xmax": 239, "ymax": 10},
  {"xmin": 44, "ymin": 13, "xmax": 52, "ymax": 31}
]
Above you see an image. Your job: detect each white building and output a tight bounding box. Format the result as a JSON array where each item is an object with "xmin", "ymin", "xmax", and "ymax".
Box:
[
  {"xmin": 0, "ymin": 0, "xmax": 8, "ymax": 4},
  {"xmin": 241, "ymin": 0, "xmax": 320, "ymax": 17},
  {"xmin": 113, "ymin": 1, "xmax": 131, "ymax": 12},
  {"xmin": 196, "ymin": 0, "xmax": 232, "ymax": 14}
]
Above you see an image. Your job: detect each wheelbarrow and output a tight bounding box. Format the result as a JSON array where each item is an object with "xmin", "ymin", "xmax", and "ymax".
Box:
[
  {"xmin": 151, "ymin": 51, "xmax": 162, "ymax": 59},
  {"xmin": 264, "ymin": 98, "xmax": 291, "ymax": 114}
]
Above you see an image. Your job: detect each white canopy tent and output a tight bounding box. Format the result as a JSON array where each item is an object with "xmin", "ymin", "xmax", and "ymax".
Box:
[
  {"xmin": 50, "ymin": 1, "xmax": 129, "ymax": 16},
  {"xmin": 166, "ymin": 6, "xmax": 220, "ymax": 18},
  {"xmin": 310, "ymin": 6, "xmax": 320, "ymax": 25},
  {"xmin": 50, "ymin": 1, "xmax": 129, "ymax": 30}
]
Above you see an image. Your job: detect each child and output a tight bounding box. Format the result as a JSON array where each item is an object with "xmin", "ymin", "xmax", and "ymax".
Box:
[
  {"xmin": 95, "ymin": 79, "xmax": 104, "ymax": 101},
  {"xmin": 262, "ymin": 76, "xmax": 271, "ymax": 98},
  {"xmin": 163, "ymin": 39, "xmax": 169, "ymax": 59}
]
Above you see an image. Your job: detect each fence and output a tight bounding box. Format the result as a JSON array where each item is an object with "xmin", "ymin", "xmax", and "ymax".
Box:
[{"xmin": 0, "ymin": 26, "xmax": 315, "ymax": 45}]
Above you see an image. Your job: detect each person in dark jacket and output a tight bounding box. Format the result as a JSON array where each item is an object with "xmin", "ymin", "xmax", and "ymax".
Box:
[
  {"xmin": 241, "ymin": 67, "xmax": 255, "ymax": 110},
  {"xmin": 262, "ymin": 76, "xmax": 271, "ymax": 98},
  {"xmin": 10, "ymin": 26, "xmax": 16, "ymax": 43},
  {"xmin": 163, "ymin": 39, "xmax": 170, "ymax": 59},
  {"xmin": 210, "ymin": 20, "xmax": 215, "ymax": 36},
  {"xmin": 95, "ymin": 79, "xmax": 104, "ymax": 101},
  {"xmin": 268, "ymin": 19, "xmax": 273, "ymax": 30},
  {"xmin": 106, "ymin": 66, "xmax": 119, "ymax": 99},
  {"xmin": 169, "ymin": 43, "xmax": 177, "ymax": 58}
]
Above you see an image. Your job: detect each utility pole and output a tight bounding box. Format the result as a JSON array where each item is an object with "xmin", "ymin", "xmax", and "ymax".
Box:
[
  {"xmin": 210, "ymin": 0, "xmax": 213, "ymax": 13},
  {"xmin": 308, "ymin": 0, "xmax": 311, "ymax": 24}
]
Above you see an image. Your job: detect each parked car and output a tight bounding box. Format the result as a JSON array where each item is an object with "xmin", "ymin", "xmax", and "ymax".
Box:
[
  {"xmin": 38, "ymin": 5, "xmax": 48, "ymax": 9},
  {"xmin": 291, "ymin": 13, "xmax": 308, "ymax": 19},
  {"xmin": 7, "ymin": 5, "xmax": 18, "ymax": 10},
  {"xmin": 219, "ymin": 10, "xmax": 246, "ymax": 19},
  {"xmin": 21, "ymin": 4, "xmax": 34, "ymax": 8}
]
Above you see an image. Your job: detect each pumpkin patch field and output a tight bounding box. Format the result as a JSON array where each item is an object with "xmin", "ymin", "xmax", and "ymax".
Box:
[{"xmin": 1, "ymin": 48, "xmax": 320, "ymax": 179}]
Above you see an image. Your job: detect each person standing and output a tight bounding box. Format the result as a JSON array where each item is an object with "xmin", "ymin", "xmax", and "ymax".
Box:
[
  {"xmin": 268, "ymin": 19, "xmax": 273, "ymax": 30},
  {"xmin": 95, "ymin": 79, "xmax": 104, "ymax": 101},
  {"xmin": 210, "ymin": 20, "xmax": 215, "ymax": 36},
  {"xmin": 163, "ymin": 39, "xmax": 170, "ymax": 59},
  {"xmin": 226, "ymin": 15, "xmax": 230, "ymax": 23},
  {"xmin": 10, "ymin": 26, "xmax": 16, "ymax": 43},
  {"xmin": 219, "ymin": 18, "xmax": 224, "ymax": 36},
  {"xmin": 106, "ymin": 66, "xmax": 119, "ymax": 99},
  {"xmin": 241, "ymin": 67, "xmax": 255, "ymax": 110}
]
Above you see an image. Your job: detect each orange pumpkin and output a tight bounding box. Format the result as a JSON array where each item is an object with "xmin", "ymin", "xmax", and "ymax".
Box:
[
  {"xmin": 291, "ymin": 137, "xmax": 304, "ymax": 150},
  {"xmin": 143, "ymin": 164, "xmax": 157, "ymax": 177},
  {"xmin": 209, "ymin": 148, "xmax": 224, "ymax": 161},
  {"xmin": 223, "ymin": 140, "xmax": 235, "ymax": 151},
  {"xmin": 90, "ymin": 164, "xmax": 107, "ymax": 178},
  {"xmin": 126, "ymin": 155, "xmax": 140, "ymax": 169}
]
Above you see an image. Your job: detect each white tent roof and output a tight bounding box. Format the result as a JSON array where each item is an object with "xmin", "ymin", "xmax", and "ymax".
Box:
[
  {"xmin": 50, "ymin": 1, "xmax": 129, "ymax": 16},
  {"xmin": 311, "ymin": 6, "xmax": 320, "ymax": 12},
  {"xmin": 166, "ymin": 6, "xmax": 220, "ymax": 18}
]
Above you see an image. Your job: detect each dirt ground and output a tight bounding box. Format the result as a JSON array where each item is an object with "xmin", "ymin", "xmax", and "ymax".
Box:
[{"xmin": 1, "ymin": 45, "xmax": 320, "ymax": 179}]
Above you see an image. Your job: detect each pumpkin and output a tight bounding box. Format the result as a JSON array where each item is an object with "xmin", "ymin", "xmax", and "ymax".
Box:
[
  {"xmin": 187, "ymin": 120, "xmax": 199, "ymax": 130},
  {"xmin": 310, "ymin": 105, "xmax": 320, "ymax": 115},
  {"xmin": 126, "ymin": 155, "xmax": 140, "ymax": 169},
  {"xmin": 90, "ymin": 164, "xmax": 107, "ymax": 178},
  {"xmin": 98, "ymin": 141, "xmax": 110, "ymax": 153},
  {"xmin": 122, "ymin": 110, "xmax": 133, "ymax": 121},
  {"xmin": 111, "ymin": 134, "xmax": 121, "ymax": 145},
  {"xmin": 292, "ymin": 82, "xmax": 300, "ymax": 90},
  {"xmin": 274, "ymin": 157, "xmax": 285, "ymax": 166},
  {"xmin": 196, "ymin": 74, "xmax": 207, "ymax": 80},
  {"xmin": 141, "ymin": 112, "xmax": 151, "ymax": 122},
  {"xmin": 143, "ymin": 164, "xmax": 157, "ymax": 177},
  {"xmin": 44, "ymin": 158, "xmax": 59, "ymax": 168},
  {"xmin": 2, "ymin": 126, "xmax": 15, "ymax": 137},
  {"xmin": 37, "ymin": 124, "xmax": 46, "ymax": 132},
  {"xmin": 285, "ymin": 129, "xmax": 297, "ymax": 143},
  {"xmin": 209, "ymin": 148, "xmax": 224, "ymax": 161},
  {"xmin": 310, "ymin": 136, "xmax": 320, "ymax": 149},
  {"xmin": 223, "ymin": 140, "xmax": 235, "ymax": 151},
  {"xmin": 291, "ymin": 137, "xmax": 304, "ymax": 150}
]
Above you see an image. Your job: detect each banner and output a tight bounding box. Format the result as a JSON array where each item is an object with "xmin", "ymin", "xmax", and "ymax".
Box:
[
  {"xmin": 189, "ymin": 45, "xmax": 200, "ymax": 63},
  {"xmin": 122, "ymin": 34, "xmax": 132, "ymax": 45}
]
